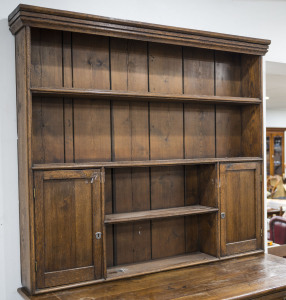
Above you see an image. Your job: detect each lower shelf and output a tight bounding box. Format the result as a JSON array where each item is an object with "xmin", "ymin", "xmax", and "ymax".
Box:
[{"xmin": 107, "ymin": 252, "xmax": 218, "ymax": 280}]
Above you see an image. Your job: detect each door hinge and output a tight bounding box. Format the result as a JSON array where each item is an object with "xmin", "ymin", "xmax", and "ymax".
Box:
[
  {"xmin": 260, "ymin": 175, "xmax": 263, "ymax": 183},
  {"xmin": 35, "ymin": 261, "xmax": 37, "ymax": 272},
  {"xmin": 33, "ymin": 188, "xmax": 36, "ymax": 199},
  {"xmin": 261, "ymin": 228, "xmax": 263, "ymax": 237}
]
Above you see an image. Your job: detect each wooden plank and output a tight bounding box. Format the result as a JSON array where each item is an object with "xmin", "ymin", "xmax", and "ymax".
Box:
[
  {"xmin": 183, "ymin": 47, "xmax": 214, "ymax": 95},
  {"xmin": 104, "ymin": 169, "xmax": 113, "ymax": 267},
  {"xmin": 63, "ymin": 99, "xmax": 74, "ymax": 163},
  {"xmin": 32, "ymin": 97, "xmax": 65, "ymax": 164},
  {"xmin": 30, "ymin": 28, "xmax": 62, "ymax": 87},
  {"xmin": 9, "ymin": 5, "xmax": 271, "ymax": 55},
  {"xmin": 17, "ymin": 254, "xmax": 286, "ymax": 299},
  {"xmin": 62, "ymin": 32, "xmax": 72, "ymax": 88},
  {"xmin": 44, "ymin": 267, "xmax": 95, "ymax": 288},
  {"xmin": 15, "ymin": 26, "xmax": 34, "ymax": 293},
  {"xmin": 108, "ymin": 252, "xmax": 217, "ymax": 280},
  {"xmin": 62, "ymin": 32, "xmax": 74, "ymax": 163},
  {"xmin": 32, "ymin": 157, "xmax": 263, "ymax": 170},
  {"xmin": 216, "ymin": 105, "xmax": 242, "ymax": 157},
  {"xmin": 72, "ymin": 33, "xmax": 109, "ymax": 89},
  {"xmin": 151, "ymin": 166, "xmax": 185, "ymax": 259},
  {"xmin": 241, "ymin": 105, "xmax": 262, "ymax": 157},
  {"xmin": 110, "ymin": 38, "xmax": 150, "ymax": 266},
  {"xmin": 184, "ymin": 104, "xmax": 215, "ymax": 158},
  {"xmin": 110, "ymin": 38, "xmax": 148, "ymax": 92},
  {"xmin": 215, "ymin": 52, "xmax": 241, "ymax": 97},
  {"xmin": 73, "ymin": 99, "xmax": 111, "ymax": 162},
  {"xmin": 105, "ymin": 206, "xmax": 218, "ymax": 224},
  {"xmin": 199, "ymin": 214, "xmax": 218, "ymax": 257},
  {"xmin": 150, "ymin": 103, "xmax": 184, "ymax": 159},
  {"xmin": 31, "ymin": 87, "xmax": 262, "ymax": 104},
  {"xmin": 149, "ymin": 43, "xmax": 182, "ymax": 94},
  {"xmin": 241, "ymin": 54, "xmax": 261, "ymax": 98},
  {"xmin": 198, "ymin": 164, "xmax": 217, "ymax": 208},
  {"xmin": 226, "ymin": 239, "xmax": 257, "ymax": 256}
]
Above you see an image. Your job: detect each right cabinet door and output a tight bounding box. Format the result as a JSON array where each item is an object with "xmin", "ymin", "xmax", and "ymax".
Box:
[{"xmin": 220, "ymin": 162, "xmax": 262, "ymax": 256}]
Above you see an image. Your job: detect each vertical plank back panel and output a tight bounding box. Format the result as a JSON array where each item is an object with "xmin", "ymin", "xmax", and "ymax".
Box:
[
  {"xmin": 184, "ymin": 48, "xmax": 214, "ymax": 95},
  {"xmin": 32, "ymin": 97, "xmax": 64, "ymax": 164},
  {"xmin": 215, "ymin": 52, "xmax": 241, "ymax": 97},
  {"xmin": 73, "ymin": 100, "xmax": 111, "ymax": 162},
  {"xmin": 149, "ymin": 43, "xmax": 182, "ymax": 94},
  {"xmin": 110, "ymin": 38, "xmax": 151, "ymax": 266},
  {"xmin": 241, "ymin": 55, "xmax": 261, "ymax": 98},
  {"xmin": 216, "ymin": 105, "xmax": 242, "ymax": 157},
  {"xmin": 72, "ymin": 33, "xmax": 110, "ymax": 89},
  {"xmin": 31, "ymin": 28, "xmax": 63, "ymax": 88},
  {"xmin": 241, "ymin": 105, "xmax": 262, "ymax": 157},
  {"xmin": 184, "ymin": 104, "xmax": 215, "ymax": 158},
  {"xmin": 150, "ymin": 103, "xmax": 183, "ymax": 159},
  {"xmin": 148, "ymin": 42, "xmax": 185, "ymax": 260}
]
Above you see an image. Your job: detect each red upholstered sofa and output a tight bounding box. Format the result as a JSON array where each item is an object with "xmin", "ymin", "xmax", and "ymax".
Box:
[{"xmin": 269, "ymin": 216, "xmax": 286, "ymax": 245}]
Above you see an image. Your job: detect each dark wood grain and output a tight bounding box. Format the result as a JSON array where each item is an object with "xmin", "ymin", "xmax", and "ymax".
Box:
[
  {"xmin": 110, "ymin": 37, "xmax": 151, "ymax": 266},
  {"xmin": 216, "ymin": 105, "xmax": 242, "ymax": 157},
  {"xmin": 9, "ymin": 5, "xmax": 271, "ymax": 55},
  {"xmin": 11, "ymin": 4, "xmax": 267, "ymax": 296},
  {"xmin": 216, "ymin": 52, "xmax": 241, "ymax": 97},
  {"xmin": 32, "ymin": 97, "xmax": 64, "ymax": 164},
  {"xmin": 184, "ymin": 104, "xmax": 215, "ymax": 158},
  {"xmin": 220, "ymin": 163, "xmax": 261, "ymax": 256},
  {"xmin": 73, "ymin": 99, "xmax": 111, "ymax": 162},
  {"xmin": 105, "ymin": 205, "xmax": 218, "ymax": 224},
  {"xmin": 31, "ymin": 87, "xmax": 262, "ymax": 104},
  {"xmin": 34, "ymin": 170, "xmax": 102, "ymax": 288},
  {"xmin": 17, "ymin": 255, "xmax": 286, "ymax": 299},
  {"xmin": 184, "ymin": 47, "xmax": 214, "ymax": 95},
  {"xmin": 31, "ymin": 28, "xmax": 62, "ymax": 88},
  {"xmin": 32, "ymin": 157, "xmax": 263, "ymax": 170},
  {"xmin": 72, "ymin": 33, "xmax": 109, "ymax": 89}
]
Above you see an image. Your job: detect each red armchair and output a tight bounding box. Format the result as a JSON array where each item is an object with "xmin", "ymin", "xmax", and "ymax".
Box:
[{"xmin": 269, "ymin": 216, "xmax": 286, "ymax": 245}]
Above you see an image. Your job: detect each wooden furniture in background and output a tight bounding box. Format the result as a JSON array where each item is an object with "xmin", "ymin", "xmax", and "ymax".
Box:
[
  {"xmin": 9, "ymin": 4, "xmax": 279, "ymax": 298},
  {"xmin": 267, "ymin": 128, "xmax": 285, "ymax": 176}
]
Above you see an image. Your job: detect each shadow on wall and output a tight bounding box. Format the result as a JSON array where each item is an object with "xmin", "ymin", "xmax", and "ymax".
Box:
[{"xmin": 0, "ymin": 18, "xmax": 22, "ymax": 300}]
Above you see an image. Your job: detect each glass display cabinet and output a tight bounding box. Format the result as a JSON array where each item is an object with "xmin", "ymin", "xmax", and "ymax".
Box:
[{"xmin": 266, "ymin": 128, "xmax": 285, "ymax": 176}]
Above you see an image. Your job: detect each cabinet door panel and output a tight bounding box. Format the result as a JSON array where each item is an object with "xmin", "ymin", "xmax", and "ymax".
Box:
[
  {"xmin": 220, "ymin": 162, "xmax": 261, "ymax": 256},
  {"xmin": 34, "ymin": 169, "xmax": 103, "ymax": 289}
]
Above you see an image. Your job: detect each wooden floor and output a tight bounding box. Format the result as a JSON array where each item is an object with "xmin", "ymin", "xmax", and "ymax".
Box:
[{"xmin": 19, "ymin": 254, "xmax": 286, "ymax": 300}]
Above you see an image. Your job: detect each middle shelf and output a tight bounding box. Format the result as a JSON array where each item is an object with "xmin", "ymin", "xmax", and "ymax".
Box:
[
  {"xmin": 32, "ymin": 157, "xmax": 262, "ymax": 170},
  {"xmin": 105, "ymin": 205, "xmax": 218, "ymax": 224}
]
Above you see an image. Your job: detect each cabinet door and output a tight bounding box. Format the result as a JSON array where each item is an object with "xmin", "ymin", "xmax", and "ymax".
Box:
[
  {"xmin": 34, "ymin": 169, "xmax": 103, "ymax": 289},
  {"xmin": 220, "ymin": 162, "xmax": 262, "ymax": 256}
]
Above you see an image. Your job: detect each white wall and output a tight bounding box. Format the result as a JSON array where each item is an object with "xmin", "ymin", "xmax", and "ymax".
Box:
[
  {"xmin": 0, "ymin": 1, "xmax": 284, "ymax": 299},
  {"xmin": 266, "ymin": 109, "xmax": 286, "ymax": 128}
]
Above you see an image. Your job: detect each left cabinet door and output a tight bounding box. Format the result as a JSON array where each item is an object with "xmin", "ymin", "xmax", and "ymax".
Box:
[{"xmin": 34, "ymin": 169, "xmax": 103, "ymax": 289}]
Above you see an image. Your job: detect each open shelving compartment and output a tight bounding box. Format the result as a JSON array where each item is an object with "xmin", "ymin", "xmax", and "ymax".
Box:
[
  {"xmin": 104, "ymin": 163, "xmax": 219, "ymax": 280},
  {"xmin": 23, "ymin": 22, "xmax": 265, "ymax": 293}
]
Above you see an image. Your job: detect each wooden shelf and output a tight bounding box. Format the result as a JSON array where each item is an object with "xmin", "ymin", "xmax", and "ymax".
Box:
[
  {"xmin": 30, "ymin": 87, "xmax": 261, "ymax": 104},
  {"xmin": 105, "ymin": 205, "xmax": 218, "ymax": 224},
  {"xmin": 32, "ymin": 157, "xmax": 262, "ymax": 170},
  {"xmin": 107, "ymin": 252, "xmax": 218, "ymax": 280}
]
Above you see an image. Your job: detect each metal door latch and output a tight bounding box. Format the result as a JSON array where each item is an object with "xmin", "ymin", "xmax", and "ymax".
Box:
[
  {"xmin": 221, "ymin": 212, "xmax": 226, "ymax": 219},
  {"xmin": 95, "ymin": 232, "xmax": 102, "ymax": 240}
]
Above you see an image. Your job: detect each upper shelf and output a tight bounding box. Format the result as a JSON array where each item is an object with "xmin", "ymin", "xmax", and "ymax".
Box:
[
  {"xmin": 9, "ymin": 4, "xmax": 270, "ymax": 55},
  {"xmin": 30, "ymin": 87, "xmax": 261, "ymax": 105},
  {"xmin": 32, "ymin": 157, "xmax": 263, "ymax": 170}
]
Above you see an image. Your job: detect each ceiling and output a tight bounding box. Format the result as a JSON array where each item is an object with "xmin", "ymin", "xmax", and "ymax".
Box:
[{"xmin": 266, "ymin": 61, "xmax": 286, "ymax": 110}]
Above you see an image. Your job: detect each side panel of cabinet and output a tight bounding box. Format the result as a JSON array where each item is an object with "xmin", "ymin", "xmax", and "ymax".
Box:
[
  {"xmin": 34, "ymin": 169, "xmax": 103, "ymax": 289},
  {"xmin": 220, "ymin": 162, "xmax": 262, "ymax": 256}
]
